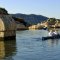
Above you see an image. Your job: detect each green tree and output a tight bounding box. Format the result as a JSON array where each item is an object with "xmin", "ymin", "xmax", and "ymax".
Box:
[{"xmin": 47, "ymin": 18, "xmax": 56, "ymax": 25}]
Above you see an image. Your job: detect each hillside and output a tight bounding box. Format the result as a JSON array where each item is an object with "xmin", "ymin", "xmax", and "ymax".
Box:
[{"xmin": 11, "ymin": 13, "xmax": 48, "ymax": 25}]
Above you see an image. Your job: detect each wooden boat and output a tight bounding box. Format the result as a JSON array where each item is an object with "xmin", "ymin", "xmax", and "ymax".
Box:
[{"xmin": 42, "ymin": 34, "xmax": 60, "ymax": 40}]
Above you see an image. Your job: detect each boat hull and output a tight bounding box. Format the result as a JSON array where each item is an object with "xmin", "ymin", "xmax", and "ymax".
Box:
[{"xmin": 42, "ymin": 34, "xmax": 60, "ymax": 40}]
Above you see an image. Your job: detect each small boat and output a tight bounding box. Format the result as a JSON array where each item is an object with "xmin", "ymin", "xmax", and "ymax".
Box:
[{"xmin": 42, "ymin": 34, "xmax": 60, "ymax": 40}]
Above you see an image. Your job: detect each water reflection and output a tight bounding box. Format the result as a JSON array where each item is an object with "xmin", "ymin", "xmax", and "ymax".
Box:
[
  {"xmin": 0, "ymin": 39, "xmax": 16, "ymax": 60},
  {"xmin": 16, "ymin": 30, "xmax": 60, "ymax": 60},
  {"xmin": 47, "ymin": 39, "xmax": 59, "ymax": 46},
  {"xmin": 42, "ymin": 28, "xmax": 60, "ymax": 47}
]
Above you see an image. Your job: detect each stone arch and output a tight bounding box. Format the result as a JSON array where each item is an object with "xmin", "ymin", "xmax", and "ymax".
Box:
[
  {"xmin": 0, "ymin": 15, "xmax": 16, "ymax": 38},
  {"xmin": 0, "ymin": 18, "xmax": 5, "ymax": 31}
]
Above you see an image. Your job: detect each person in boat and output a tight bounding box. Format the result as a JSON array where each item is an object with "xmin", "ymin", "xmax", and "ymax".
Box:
[
  {"xmin": 49, "ymin": 30, "xmax": 58, "ymax": 36},
  {"xmin": 49, "ymin": 30, "xmax": 53, "ymax": 36},
  {"xmin": 53, "ymin": 30, "xmax": 58, "ymax": 35}
]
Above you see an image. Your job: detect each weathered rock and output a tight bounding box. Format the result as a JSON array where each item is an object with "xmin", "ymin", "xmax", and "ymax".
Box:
[{"xmin": 0, "ymin": 15, "xmax": 16, "ymax": 39}]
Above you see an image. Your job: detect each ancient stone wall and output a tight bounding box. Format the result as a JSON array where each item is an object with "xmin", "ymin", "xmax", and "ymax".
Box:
[{"xmin": 0, "ymin": 15, "xmax": 16, "ymax": 38}]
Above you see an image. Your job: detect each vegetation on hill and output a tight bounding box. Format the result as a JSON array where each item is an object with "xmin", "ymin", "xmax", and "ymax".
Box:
[
  {"xmin": 11, "ymin": 13, "xmax": 48, "ymax": 25},
  {"xmin": 12, "ymin": 17, "xmax": 30, "ymax": 27},
  {"xmin": 0, "ymin": 7, "xmax": 8, "ymax": 15},
  {"xmin": 47, "ymin": 18, "xmax": 60, "ymax": 25}
]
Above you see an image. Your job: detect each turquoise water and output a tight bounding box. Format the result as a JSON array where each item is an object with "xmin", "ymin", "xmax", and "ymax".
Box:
[{"xmin": 0, "ymin": 30, "xmax": 60, "ymax": 60}]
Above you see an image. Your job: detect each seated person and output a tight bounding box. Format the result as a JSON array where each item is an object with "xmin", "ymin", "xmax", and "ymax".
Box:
[
  {"xmin": 49, "ymin": 30, "xmax": 59, "ymax": 36},
  {"xmin": 49, "ymin": 30, "xmax": 53, "ymax": 36},
  {"xmin": 53, "ymin": 30, "xmax": 59, "ymax": 35}
]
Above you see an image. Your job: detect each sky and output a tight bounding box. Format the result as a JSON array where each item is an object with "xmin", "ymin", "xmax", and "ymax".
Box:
[{"xmin": 0, "ymin": 0, "xmax": 60, "ymax": 19}]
